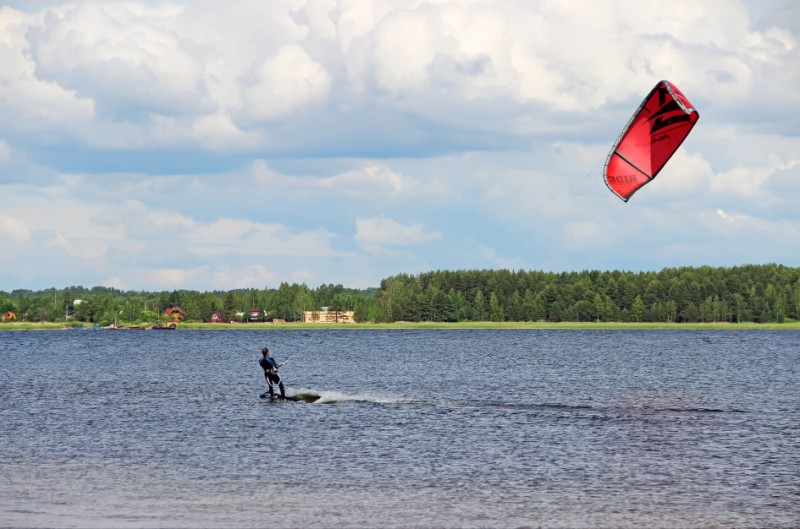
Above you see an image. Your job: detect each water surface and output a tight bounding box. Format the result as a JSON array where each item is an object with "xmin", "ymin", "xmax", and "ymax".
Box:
[{"xmin": 1, "ymin": 329, "xmax": 798, "ymax": 528}]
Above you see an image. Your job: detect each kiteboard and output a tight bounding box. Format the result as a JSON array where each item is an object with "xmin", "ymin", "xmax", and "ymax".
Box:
[{"xmin": 260, "ymin": 392, "xmax": 321, "ymax": 403}]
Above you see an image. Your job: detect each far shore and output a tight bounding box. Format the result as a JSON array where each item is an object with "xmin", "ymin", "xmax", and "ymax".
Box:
[{"xmin": 2, "ymin": 321, "xmax": 800, "ymax": 331}]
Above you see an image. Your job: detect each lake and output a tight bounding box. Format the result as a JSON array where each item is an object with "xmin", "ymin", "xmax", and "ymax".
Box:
[{"xmin": 1, "ymin": 329, "xmax": 798, "ymax": 528}]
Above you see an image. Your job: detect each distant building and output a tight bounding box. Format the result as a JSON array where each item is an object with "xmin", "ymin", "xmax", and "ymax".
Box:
[
  {"xmin": 2, "ymin": 311, "xmax": 16, "ymax": 321},
  {"xmin": 208, "ymin": 311, "xmax": 227, "ymax": 323},
  {"xmin": 302, "ymin": 309, "xmax": 356, "ymax": 323},
  {"xmin": 165, "ymin": 306, "xmax": 188, "ymax": 322},
  {"xmin": 247, "ymin": 307, "xmax": 263, "ymax": 322}
]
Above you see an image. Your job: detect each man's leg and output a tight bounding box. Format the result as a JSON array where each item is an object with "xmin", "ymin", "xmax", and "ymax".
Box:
[{"xmin": 273, "ymin": 373, "xmax": 285, "ymax": 399}]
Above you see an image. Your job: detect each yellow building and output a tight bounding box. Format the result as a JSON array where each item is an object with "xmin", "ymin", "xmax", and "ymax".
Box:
[{"xmin": 302, "ymin": 309, "xmax": 355, "ymax": 323}]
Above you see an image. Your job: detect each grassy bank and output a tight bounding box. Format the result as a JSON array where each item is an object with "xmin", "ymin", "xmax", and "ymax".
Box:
[{"xmin": 3, "ymin": 321, "xmax": 800, "ymax": 331}]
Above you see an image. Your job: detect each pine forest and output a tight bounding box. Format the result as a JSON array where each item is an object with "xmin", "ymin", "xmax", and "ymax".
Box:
[{"xmin": 2, "ymin": 264, "xmax": 799, "ymax": 326}]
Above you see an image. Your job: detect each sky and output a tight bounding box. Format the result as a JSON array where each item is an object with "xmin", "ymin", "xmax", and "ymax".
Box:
[{"xmin": 0, "ymin": 0, "xmax": 798, "ymax": 292}]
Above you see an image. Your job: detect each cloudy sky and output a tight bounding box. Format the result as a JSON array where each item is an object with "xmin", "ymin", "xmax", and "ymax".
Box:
[{"xmin": 0, "ymin": 0, "xmax": 798, "ymax": 292}]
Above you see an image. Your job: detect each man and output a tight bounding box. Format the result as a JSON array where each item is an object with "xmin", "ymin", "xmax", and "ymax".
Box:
[{"xmin": 259, "ymin": 346, "xmax": 286, "ymax": 399}]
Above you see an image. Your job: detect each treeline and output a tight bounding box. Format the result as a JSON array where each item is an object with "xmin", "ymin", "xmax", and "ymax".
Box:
[
  {"xmin": 377, "ymin": 264, "xmax": 800, "ymax": 323},
  {"xmin": 2, "ymin": 264, "xmax": 799, "ymax": 325},
  {"xmin": 1, "ymin": 284, "xmax": 377, "ymax": 326}
]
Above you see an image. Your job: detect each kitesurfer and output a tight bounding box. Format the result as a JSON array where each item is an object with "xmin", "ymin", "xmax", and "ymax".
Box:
[{"xmin": 259, "ymin": 346, "xmax": 286, "ymax": 399}]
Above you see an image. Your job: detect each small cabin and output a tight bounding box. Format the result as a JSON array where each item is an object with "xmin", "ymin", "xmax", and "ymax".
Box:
[
  {"xmin": 1, "ymin": 311, "xmax": 17, "ymax": 321},
  {"xmin": 165, "ymin": 306, "xmax": 188, "ymax": 322},
  {"xmin": 302, "ymin": 309, "xmax": 356, "ymax": 324},
  {"xmin": 247, "ymin": 307, "xmax": 263, "ymax": 323},
  {"xmin": 208, "ymin": 311, "xmax": 228, "ymax": 323}
]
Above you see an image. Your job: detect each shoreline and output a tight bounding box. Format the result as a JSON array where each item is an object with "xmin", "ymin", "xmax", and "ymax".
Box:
[{"xmin": 3, "ymin": 321, "xmax": 800, "ymax": 331}]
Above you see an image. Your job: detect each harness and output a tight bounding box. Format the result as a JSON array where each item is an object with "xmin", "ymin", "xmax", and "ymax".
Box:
[{"xmin": 260, "ymin": 356, "xmax": 280, "ymax": 383}]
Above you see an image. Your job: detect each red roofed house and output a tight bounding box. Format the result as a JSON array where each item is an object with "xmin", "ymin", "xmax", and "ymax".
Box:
[
  {"xmin": 208, "ymin": 311, "xmax": 228, "ymax": 323},
  {"xmin": 247, "ymin": 307, "xmax": 263, "ymax": 323},
  {"xmin": 165, "ymin": 306, "xmax": 188, "ymax": 322}
]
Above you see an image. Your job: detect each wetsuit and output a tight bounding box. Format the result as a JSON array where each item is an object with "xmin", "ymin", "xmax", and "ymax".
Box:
[{"xmin": 259, "ymin": 354, "xmax": 286, "ymax": 398}]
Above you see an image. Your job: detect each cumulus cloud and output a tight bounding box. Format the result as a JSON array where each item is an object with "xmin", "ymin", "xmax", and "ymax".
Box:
[
  {"xmin": 250, "ymin": 159, "xmax": 452, "ymax": 202},
  {"xmin": 0, "ymin": 214, "xmax": 33, "ymax": 242},
  {"xmin": 102, "ymin": 264, "xmax": 279, "ymax": 291},
  {"xmin": 187, "ymin": 220, "xmax": 341, "ymax": 259},
  {"xmin": 355, "ymin": 216, "xmax": 443, "ymax": 247},
  {"xmin": 190, "ymin": 113, "xmax": 260, "ymax": 151},
  {"xmin": 478, "ymin": 245, "xmax": 524, "ymax": 270},
  {"xmin": 0, "ymin": 0, "xmax": 798, "ymax": 291},
  {"xmin": 89, "ymin": 199, "xmax": 344, "ymax": 261},
  {"xmin": 27, "ymin": 2, "xmax": 211, "ymax": 120},
  {"xmin": 93, "ymin": 200, "xmax": 195, "ymax": 239},
  {"xmin": 648, "ymin": 150, "xmax": 714, "ymax": 199},
  {"xmin": 716, "ymin": 208, "xmax": 750, "ymax": 224},
  {"xmin": 0, "ymin": 140, "xmax": 10, "ymax": 162},
  {"xmin": 710, "ymin": 155, "xmax": 800, "ymax": 196},
  {"xmin": 242, "ymin": 44, "xmax": 332, "ymax": 122},
  {"xmin": 0, "ymin": 7, "xmax": 95, "ymax": 135},
  {"xmin": 2, "ymin": 0, "xmax": 792, "ymax": 151},
  {"xmin": 327, "ymin": 162, "xmax": 405, "ymax": 195}
]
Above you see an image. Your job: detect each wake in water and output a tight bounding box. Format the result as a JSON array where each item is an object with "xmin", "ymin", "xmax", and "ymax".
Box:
[
  {"xmin": 281, "ymin": 388, "xmax": 407, "ymax": 405},
  {"xmin": 282, "ymin": 390, "xmax": 599, "ymax": 412},
  {"xmin": 279, "ymin": 389, "xmax": 749, "ymax": 418}
]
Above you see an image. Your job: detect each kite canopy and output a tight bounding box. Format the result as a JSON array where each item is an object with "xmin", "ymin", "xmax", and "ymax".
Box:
[{"xmin": 603, "ymin": 80, "xmax": 699, "ymax": 202}]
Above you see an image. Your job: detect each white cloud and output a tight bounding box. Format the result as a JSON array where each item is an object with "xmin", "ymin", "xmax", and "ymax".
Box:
[
  {"xmin": 716, "ymin": 208, "xmax": 750, "ymax": 224},
  {"xmin": 187, "ymin": 220, "xmax": 341, "ymax": 259},
  {"xmin": 250, "ymin": 159, "xmax": 452, "ymax": 202},
  {"xmin": 0, "ymin": 0, "xmax": 798, "ymax": 291},
  {"xmin": 0, "ymin": 7, "xmax": 95, "ymax": 134},
  {"xmin": 563, "ymin": 220, "xmax": 609, "ymax": 249},
  {"xmin": 325, "ymin": 162, "xmax": 405, "ymax": 196},
  {"xmin": 355, "ymin": 216, "xmax": 443, "ymax": 247},
  {"xmin": 649, "ymin": 150, "xmax": 714, "ymax": 198},
  {"xmin": 27, "ymin": 2, "xmax": 209, "ymax": 118},
  {"xmin": 219, "ymin": 264, "xmax": 279, "ymax": 289},
  {"xmin": 478, "ymin": 245, "xmax": 524, "ymax": 270},
  {"xmin": 1, "ymin": 0, "xmax": 796, "ymax": 152},
  {"xmin": 103, "ymin": 263, "xmax": 281, "ymax": 291},
  {"xmin": 45, "ymin": 232, "xmax": 107, "ymax": 260},
  {"xmin": 710, "ymin": 155, "xmax": 800, "ymax": 196},
  {"xmin": 0, "ymin": 214, "xmax": 33, "ymax": 242},
  {"xmin": 93, "ymin": 200, "xmax": 195, "ymax": 239},
  {"xmin": 242, "ymin": 44, "xmax": 332, "ymax": 121},
  {"xmin": 0, "ymin": 139, "xmax": 11, "ymax": 161},
  {"xmin": 745, "ymin": 26, "xmax": 795, "ymax": 65}
]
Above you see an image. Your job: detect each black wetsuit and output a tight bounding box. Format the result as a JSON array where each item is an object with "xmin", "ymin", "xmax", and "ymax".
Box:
[{"xmin": 259, "ymin": 354, "xmax": 285, "ymax": 398}]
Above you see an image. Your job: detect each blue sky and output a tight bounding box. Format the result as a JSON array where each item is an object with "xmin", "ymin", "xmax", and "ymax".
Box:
[{"xmin": 1, "ymin": 0, "xmax": 798, "ymax": 291}]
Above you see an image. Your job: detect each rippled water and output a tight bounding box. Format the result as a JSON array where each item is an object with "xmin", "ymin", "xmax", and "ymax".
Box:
[{"xmin": 1, "ymin": 329, "xmax": 798, "ymax": 528}]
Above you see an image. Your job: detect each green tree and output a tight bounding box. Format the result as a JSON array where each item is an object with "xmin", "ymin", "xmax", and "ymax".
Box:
[
  {"xmin": 292, "ymin": 285, "xmax": 315, "ymax": 322},
  {"xmin": 632, "ymin": 295, "xmax": 645, "ymax": 322},
  {"xmin": 223, "ymin": 292, "xmax": 237, "ymax": 321},
  {"xmin": 489, "ymin": 292, "xmax": 504, "ymax": 322},
  {"xmin": 271, "ymin": 282, "xmax": 295, "ymax": 320},
  {"xmin": 473, "ymin": 290, "xmax": 486, "ymax": 321},
  {"xmin": 522, "ymin": 290, "xmax": 546, "ymax": 321}
]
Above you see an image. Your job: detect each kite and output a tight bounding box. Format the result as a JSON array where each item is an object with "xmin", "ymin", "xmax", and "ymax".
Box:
[{"xmin": 603, "ymin": 80, "xmax": 699, "ymax": 202}]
